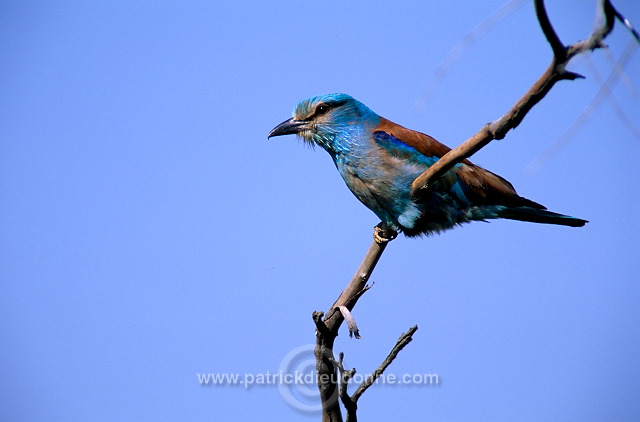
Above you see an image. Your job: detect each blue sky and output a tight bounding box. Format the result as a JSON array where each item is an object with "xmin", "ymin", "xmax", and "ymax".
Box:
[{"xmin": 1, "ymin": 1, "xmax": 639, "ymax": 420}]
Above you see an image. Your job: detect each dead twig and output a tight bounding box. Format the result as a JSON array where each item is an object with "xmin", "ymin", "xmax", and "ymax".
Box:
[{"xmin": 411, "ymin": 0, "xmax": 637, "ymax": 196}]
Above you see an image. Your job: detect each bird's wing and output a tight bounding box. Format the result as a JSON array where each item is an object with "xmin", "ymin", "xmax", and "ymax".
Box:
[
  {"xmin": 375, "ymin": 117, "xmax": 454, "ymax": 159},
  {"xmin": 373, "ymin": 118, "xmax": 545, "ymax": 209}
]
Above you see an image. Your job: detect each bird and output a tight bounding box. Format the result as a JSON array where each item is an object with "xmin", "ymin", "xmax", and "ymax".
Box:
[{"xmin": 268, "ymin": 93, "xmax": 587, "ymax": 241}]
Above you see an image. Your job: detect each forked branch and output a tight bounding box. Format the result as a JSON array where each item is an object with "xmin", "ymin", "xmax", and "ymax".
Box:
[
  {"xmin": 334, "ymin": 326, "xmax": 419, "ymax": 422},
  {"xmin": 315, "ymin": 1, "xmax": 637, "ymax": 421},
  {"xmin": 314, "ymin": 232, "xmax": 393, "ymax": 422},
  {"xmin": 410, "ymin": 0, "xmax": 637, "ymax": 195}
]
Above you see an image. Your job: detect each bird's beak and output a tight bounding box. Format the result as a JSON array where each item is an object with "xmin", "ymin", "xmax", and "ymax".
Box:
[{"xmin": 268, "ymin": 118, "xmax": 308, "ymax": 138}]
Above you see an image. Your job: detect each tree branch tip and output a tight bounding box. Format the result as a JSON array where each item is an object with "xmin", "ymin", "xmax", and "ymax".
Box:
[
  {"xmin": 399, "ymin": 325, "xmax": 419, "ymax": 341},
  {"xmin": 313, "ymin": 311, "xmax": 331, "ymax": 337},
  {"xmin": 344, "ymin": 368, "xmax": 356, "ymax": 380},
  {"xmin": 336, "ymin": 361, "xmax": 357, "ymax": 416},
  {"xmin": 392, "ymin": 325, "xmax": 419, "ymax": 348},
  {"xmin": 349, "ymin": 324, "xmax": 419, "ymax": 404},
  {"xmin": 341, "ymin": 281, "xmax": 375, "ymax": 312},
  {"xmin": 563, "ymin": 71, "xmax": 585, "ymax": 80},
  {"xmin": 356, "ymin": 282, "xmax": 374, "ymax": 297}
]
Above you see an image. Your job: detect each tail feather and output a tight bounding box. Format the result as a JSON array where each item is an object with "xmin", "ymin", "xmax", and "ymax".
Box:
[{"xmin": 498, "ymin": 207, "xmax": 588, "ymax": 227}]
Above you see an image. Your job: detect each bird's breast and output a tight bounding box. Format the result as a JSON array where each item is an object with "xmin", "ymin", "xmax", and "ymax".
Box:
[{"xmin": 334, "ymin": 150, "xmax": 427, "ymax": 230}]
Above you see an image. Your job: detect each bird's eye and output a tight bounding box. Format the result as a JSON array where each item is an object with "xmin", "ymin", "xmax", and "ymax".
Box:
[{"xmin": 316, "ymin": 104, "xmax": 330, "ymax": 116}]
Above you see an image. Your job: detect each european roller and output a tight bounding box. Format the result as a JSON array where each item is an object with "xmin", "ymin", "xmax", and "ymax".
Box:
[{"xmin": 268, "ymin": 93, "xmax": 587, "ymax": 240}]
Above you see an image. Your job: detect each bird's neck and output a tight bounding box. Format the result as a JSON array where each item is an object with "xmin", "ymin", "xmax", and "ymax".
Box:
[{"xmin": 316, "ymin": 113, "xmax": 381, "ymax": 157}]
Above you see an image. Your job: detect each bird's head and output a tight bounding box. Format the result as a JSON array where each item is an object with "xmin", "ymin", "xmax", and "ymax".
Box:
[{"xmin": 268, "ymin": 93, "xmax": 379, "ymax": 153}]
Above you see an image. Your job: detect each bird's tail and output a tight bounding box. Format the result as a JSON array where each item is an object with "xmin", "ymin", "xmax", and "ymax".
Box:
[{"xmin": 498, "ymin": 206, "xmax": 588, "ymax": 227}]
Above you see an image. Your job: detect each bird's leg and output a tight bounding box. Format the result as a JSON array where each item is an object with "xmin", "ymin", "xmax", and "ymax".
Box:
[{"xmin": 373, "ymin": 223, "xmax": 398, "ymax": 244}]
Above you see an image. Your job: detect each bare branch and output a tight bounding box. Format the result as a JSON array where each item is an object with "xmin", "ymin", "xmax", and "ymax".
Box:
[
  {"xmin": 315, "ymin": 235, "xmax": 391, "ymax": 422},
  {"xmin": 606, "ymin": 0, "xmax": 640, "ymax": 43},
  {"xmin": 330, "ymin": 326, "xmax": 419, "ymax": 422},
  {"xmin": 313, "ymin": 311, "xmax": 331, "ymax": 338},
  {"xmin": 410, "ymin": 0, "xmax": 634, "ymax": 195},
  {"xmin": 314, "ymin": 2, "xmax": 637, "ymax": 421},
  {"xmin": 333, "ymin": 353, "xmax": 358, "ymax": 422},
  {"xmin": 527, "ymin": 39, "xmax": 640, "ymax": 174},
  {"xmin": 535, "ymin": 0, "xmax": 566, "ymax": 60},
  {"xmin": 351, "ymin": 325, "xmax": 419, "ymax": 403},
  {"xmin": 324, "ymin": 237, "xmax": 390, "ymax": 331}
]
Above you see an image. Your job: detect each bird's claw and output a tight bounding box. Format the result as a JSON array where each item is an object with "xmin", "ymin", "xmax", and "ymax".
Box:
[{"xmin": 373, "ymin": 225, "xmax": 398, "ymax": 244}]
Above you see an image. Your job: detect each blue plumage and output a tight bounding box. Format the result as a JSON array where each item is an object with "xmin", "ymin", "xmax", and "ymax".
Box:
[{"xmin": 268, "ymin": 93, "xmax": 587, "ymax": 237}]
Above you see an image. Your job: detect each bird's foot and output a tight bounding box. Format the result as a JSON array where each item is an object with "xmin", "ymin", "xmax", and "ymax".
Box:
[{"xmin": 373, "ymin": 224, "xmax": 398, "ymax": 244}]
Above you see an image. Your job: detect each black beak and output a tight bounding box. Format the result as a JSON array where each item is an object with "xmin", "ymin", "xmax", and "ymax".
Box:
[{"xmin": 268, "ymin": 118, "xmax": 307, "ymax": 138}]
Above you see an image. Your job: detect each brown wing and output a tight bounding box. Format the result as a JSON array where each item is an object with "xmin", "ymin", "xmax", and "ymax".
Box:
[
  {"xmin": 375, "ymin": 117, "xmax": 545, "ymax": 209},
  {"xmin": 376, "ymin": 117, "xmax": 455, "ymax": 159}
]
